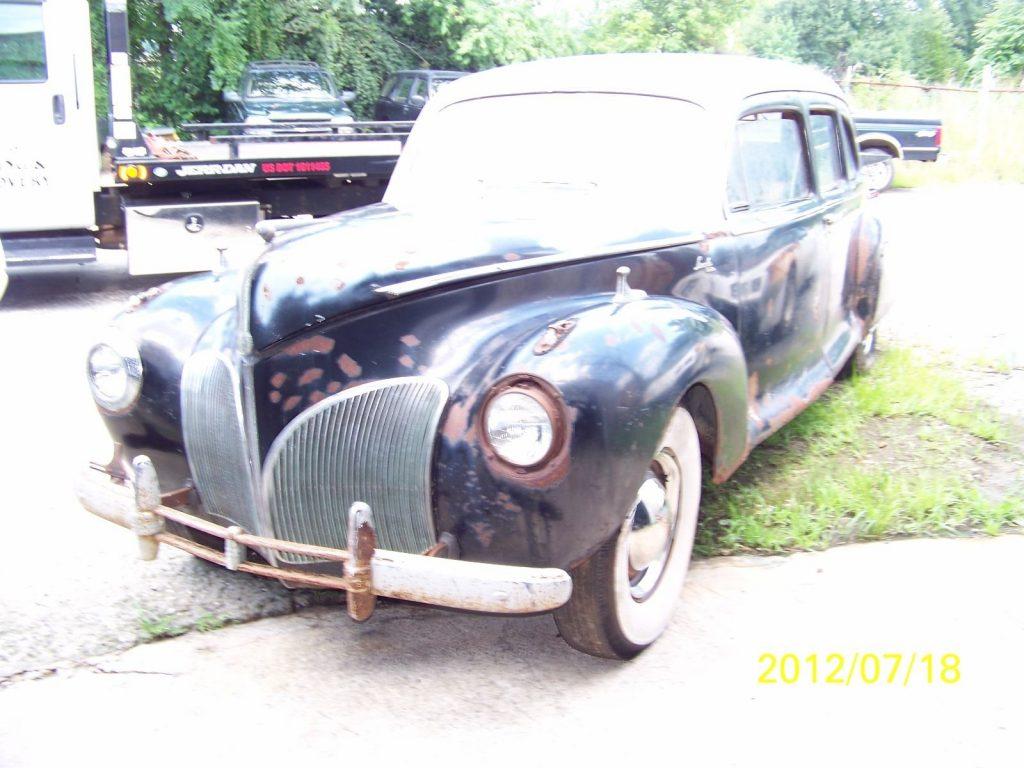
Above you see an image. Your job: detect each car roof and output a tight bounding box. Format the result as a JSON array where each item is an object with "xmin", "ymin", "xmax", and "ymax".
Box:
[
  {"xmin": 246, "ymin": 61, "xmax": 325, "ymax": 72},
  {"xmin": 430, "ymin": 53, "xmax": 845, "ymax": 111},
  {"xmin": 392, "ymin": 70, "xmax": 468, "ymax": 78}
]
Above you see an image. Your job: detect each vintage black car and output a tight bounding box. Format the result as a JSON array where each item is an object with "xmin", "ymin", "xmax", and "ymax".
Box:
[
  {"xmin": 222, "ymin": 60, "xmax": 356, "ymax": 131},
  {"xmin": 79, "ymin": 54, "xmax": 886, "ymax": 660}
]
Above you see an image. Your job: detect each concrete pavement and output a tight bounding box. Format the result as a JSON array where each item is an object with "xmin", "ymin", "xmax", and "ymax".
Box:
[{"xmin": 2, "ymin": 534, "xmax": 1022, "ymax": 766}]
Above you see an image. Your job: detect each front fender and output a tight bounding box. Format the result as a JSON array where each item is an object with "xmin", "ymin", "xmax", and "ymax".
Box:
[{"xmin": 434, "ymin": 294, "xmax": 748, "ymax": 570}]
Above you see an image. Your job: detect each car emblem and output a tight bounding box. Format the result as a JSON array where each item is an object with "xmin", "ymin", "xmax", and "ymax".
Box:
[{"xmin": 184, "ymin": 214, "xmax": 205, "ymax": 233}]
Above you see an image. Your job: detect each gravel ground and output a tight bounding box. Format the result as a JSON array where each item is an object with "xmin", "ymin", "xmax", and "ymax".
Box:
[{"xmin": 0, "ymin": 184, "xmax": 1021, "ymax": 678}]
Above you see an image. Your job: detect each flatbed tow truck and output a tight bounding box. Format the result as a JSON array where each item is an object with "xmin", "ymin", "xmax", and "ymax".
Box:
[{"xmin": 0, "ymin": 0, "xmax": 409, "ymax": 277}]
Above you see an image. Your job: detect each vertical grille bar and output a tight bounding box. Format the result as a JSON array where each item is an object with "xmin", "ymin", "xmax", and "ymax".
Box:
[
  {"xmin": 262, "ymin": 377, "xmax": 448, "ymax": 563},
  {"xmin": 180, "ymin": 351, "xmax": 261, "ymax": 534}
]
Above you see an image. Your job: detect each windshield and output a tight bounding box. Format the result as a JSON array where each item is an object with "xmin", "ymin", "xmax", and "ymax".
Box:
[
  {"xmin": 247, "ymin": 70, "xmax": 333, "ymax": 99},
  {"xmin": 385, "ymin": 93, "xmax": 713, "ymax": 228}
]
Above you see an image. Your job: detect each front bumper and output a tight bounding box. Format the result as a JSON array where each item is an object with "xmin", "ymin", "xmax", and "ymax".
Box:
[{"xmin": 76, "ymin": 455, "xmax": 572, "ymax": 620}]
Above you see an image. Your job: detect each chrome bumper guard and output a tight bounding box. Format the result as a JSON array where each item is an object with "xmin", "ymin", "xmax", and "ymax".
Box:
[{"xmin": 76, "ymin": 455, "xmax": 572, "ymax": 620}]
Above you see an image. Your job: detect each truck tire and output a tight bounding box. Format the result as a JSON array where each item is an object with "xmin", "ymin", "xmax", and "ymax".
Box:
[
  {"xmin": 554, "ymin": 407, "xmax": 702, "ymax": 659},
  {"xmin": 862, "ymin": 150, "xmax": 896, "ymax": 194}
]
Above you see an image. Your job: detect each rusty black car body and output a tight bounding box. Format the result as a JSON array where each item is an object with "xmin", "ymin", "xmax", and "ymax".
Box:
[{"xmin": 79, "ymin": 54, "xmax": 887, "ymax": 659}]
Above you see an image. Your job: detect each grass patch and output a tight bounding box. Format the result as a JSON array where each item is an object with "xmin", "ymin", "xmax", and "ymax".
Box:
[
  {"xmin": 696, "ymin": 348, "xmax": 1024, "ymax": 556},
  {"xmin": 137, "ymin": 612, "xmax": 188, "ymax": 642}
]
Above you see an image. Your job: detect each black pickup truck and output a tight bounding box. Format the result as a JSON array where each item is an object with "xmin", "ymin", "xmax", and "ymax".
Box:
[{"xmin": 855, "ymin": 113, "xmax": 943, "ymax": 193}]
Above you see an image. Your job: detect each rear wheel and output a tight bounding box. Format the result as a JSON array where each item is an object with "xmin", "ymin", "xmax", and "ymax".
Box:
[
  {"xmin": 839, "ymin": 326, "xmax": 879, "ymax": 379},
  {"xmin": 554, "ymin": 407, "xmax": 702, "ymax": 659},
  {"xmin": 862, "ymin": 152, "xmax": 896, "ymax": 194}
]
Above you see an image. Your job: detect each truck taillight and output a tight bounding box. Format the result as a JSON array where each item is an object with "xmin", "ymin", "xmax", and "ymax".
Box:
[
  {"xmin": 117, "ymin": 165, "xmax": 149, "ymax": 182},
  {"xmin": 934, "ymin": 127, "xmax": 942, "ymax": 147}
]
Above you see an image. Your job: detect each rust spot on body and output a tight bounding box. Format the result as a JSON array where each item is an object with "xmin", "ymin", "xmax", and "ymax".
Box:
[
  {"xmin": 296, "ymin": 276, "xmax": 305, "ymax": 286},
  {"xmin": 400, "ymin": 334, "xmax": 420, "ymax": 347},
  {"xmin": 262, "ymin": 285, "xmax": 272, "ymax": 300},
  {"xmin": 468, "ymin": 521, "xmax": 495, "ymax": 547},
  {"xmin": 326, "ymin": 381, "xmax": 342, "ymax": 394},
  {"xmin": 269, "ymin": 391, "xmax": 282, "ymax": 404},
  {"xmin": 284, "ymin": 335, "xmax": 335, "ymax": 356},
  {"xmin": 298, "ymin": 368, "xmax": 324, "ymax": 386},
  {"xmin": 283, "ymin": 395, "xmax": 302, "ymax": 412},
  {"xmin": 503, "ymin": 252, "xmax": 521, "ymax": 261},
  {"xmin": 337, "ymin": 354, "xmax": 362, "ymax": 377},
  {"xmin": 308, "ymin": 390, "xmax": 326, "ymax": 405},
  {"xmin": 534, "ymin": 318, "xmax": 577, "ymax": 355},
  {"xmin": 398, "ymin": 354, "xmax": 415, "ymax": 368},
  {"xmin": 442, "ymin": 399, "xmax": 473, "ymax": 443},
  {"xmin": 270, "ymin": 372, "xmax": 287, "ymax": 389},
  {"xmin": 395, "ymin": 260, "xmax": 410, "ymax": 271}
]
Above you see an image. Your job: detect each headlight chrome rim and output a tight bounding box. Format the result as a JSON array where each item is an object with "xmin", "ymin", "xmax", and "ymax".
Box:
[
  {"xmin": 86, "ymin": 331, "xmax": 143, "ymax": 414},
  {"xmin": 480, "ymin": 375, "xmax": 568, "ymax": 472}
]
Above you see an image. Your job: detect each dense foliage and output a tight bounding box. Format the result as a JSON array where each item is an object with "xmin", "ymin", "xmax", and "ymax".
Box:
[{"xmin": 87, "ymin": 0, "xmax": 1021, "ymax": 128}]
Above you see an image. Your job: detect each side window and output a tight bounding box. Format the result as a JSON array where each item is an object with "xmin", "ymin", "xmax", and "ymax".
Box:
[
  {"xmin": 380, "ymin": 76, "xmax": 396, "ymax": 98},
  {"xmin": 727, "ymin": 111, "xmax": 811, "ymax": 212},
  {"xmin": 0, "ymin": 1, "xmax": 47, "ymax": 82},
  {"xmin": 809, "ymin": 112, "xmax": 844, "ymax": 194},
  {"xmin": 840, "ymin": 116, "xmax": 859, "ymax": 180},
  {"xmin": 391, "ymin": 76, "xmax": 413, "ymax": 101},
  {"xmin": 410, "ymin": 77, "xmax": 423, "ymax": 100}
]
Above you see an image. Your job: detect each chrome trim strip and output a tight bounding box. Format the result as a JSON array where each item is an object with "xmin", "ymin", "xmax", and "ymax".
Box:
[{"xmin": 373, "ymin": 234, "xmax": 705, "ymax": 298}]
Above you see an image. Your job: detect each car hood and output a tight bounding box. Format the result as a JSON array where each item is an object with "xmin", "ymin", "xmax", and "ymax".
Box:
[
  {"xmin": 248, "ymin": 203, "xmax": 700, "ymax": 350},
  {"xmin": 245, "ymin": 98, "xmax": 346, "ymax": 116}
]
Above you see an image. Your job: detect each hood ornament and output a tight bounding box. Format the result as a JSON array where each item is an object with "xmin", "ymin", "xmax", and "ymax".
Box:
[{"xmin": 613, "ymin": 266, "xmax": 647, "ymax": 304}]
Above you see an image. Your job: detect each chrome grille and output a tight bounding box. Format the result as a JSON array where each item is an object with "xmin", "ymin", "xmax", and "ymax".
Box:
[
  {"xmin": 263, "ymin": 377, "xmax": 448, "ymax": 564},
  {"xmin": 181, "ymin": 351, "xmax": 261, "ymax": 534}
]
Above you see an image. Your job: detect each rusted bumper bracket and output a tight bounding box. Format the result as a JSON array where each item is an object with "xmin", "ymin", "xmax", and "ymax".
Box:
[{"xmin": 76, "ymin": 456, "xmax": 573, "ymax": 619}]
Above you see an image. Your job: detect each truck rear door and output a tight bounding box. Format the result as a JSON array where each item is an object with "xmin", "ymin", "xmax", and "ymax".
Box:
[{"xmin": 0, "ymin": 0, "xmax": 97, "ymax": 233}]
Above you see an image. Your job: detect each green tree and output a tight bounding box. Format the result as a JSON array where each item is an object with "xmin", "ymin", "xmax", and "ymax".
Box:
[
  {"xmin": 972, "ymin": 0, "xmax": 1024, "ymax": 79},
  {"xmin": 908, "ymin": 1, "xmax": 966, "ymax": 82},
  {"xmin": 584, "ymin": 0, "xmax": 752, "ymax": 53},
  {"xmin": 939, "ymin": 0, "xmax": 994, "ymax": 57}
]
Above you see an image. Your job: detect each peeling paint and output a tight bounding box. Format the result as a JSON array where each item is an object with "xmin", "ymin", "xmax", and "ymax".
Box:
[
  {"xmin": 308, "ymin": 390, "xmax": 326, "ymax": 405},
  {"xmin": 400, "ymin": 334, "xmax": 421, "ymax": 347},
  {"xmin": 298, "ymin": 368, "xmax": 324, "ymax": 386},
  {"xmin": 398, "ymin": 354, "xmax": 415, "ymax": 369},
  {"xmin": 326, "ymin": 381, "xmax": 342, "ymax": 394},
  {"xmin": 337, "ymin": 353, "xmax": 362, "ymax": 377},
  {"xmin": 283, "ymin": 395, "xmax": 302, "ymax": 412},
  {"xmin": 284, "ymin": 335, "xmax": 335, "ymax": 356},
  {"xmin": 269, "ymin": 391, "xmax": 282, "ymax": 404},
  {"xmin": 442, "ymin": 399, "xmax": 473, "ymax": 443},
  {"xmin": 270, "ymin": 372, "xmax": 287, "ymax": 389}
]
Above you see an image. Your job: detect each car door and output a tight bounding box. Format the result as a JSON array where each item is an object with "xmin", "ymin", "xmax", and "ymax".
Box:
[
  {"xmin": 808, "ymin": 104, "xmax": 862, "ymax": 370},
  {"xmin": 0, "ymin": 0, "xmax": 97, "ymax": 233},
  {"xmin": 723, "ymin": 103, "xmax": 832, "ymax": 422}
]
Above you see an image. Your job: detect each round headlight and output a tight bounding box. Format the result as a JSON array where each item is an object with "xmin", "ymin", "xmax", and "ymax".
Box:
[
  {"xmin": 86, "ymin": 333, "xmax": 142, "ymax": 413},
  {"xmin": 485, "ymin": 391, "xmax": 554, "ymax": 467}
]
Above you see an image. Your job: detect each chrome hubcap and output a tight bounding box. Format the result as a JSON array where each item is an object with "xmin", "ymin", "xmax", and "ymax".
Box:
[{"xmin": 626, "ymin": 452, "xmax": 681, "ymax": 601}]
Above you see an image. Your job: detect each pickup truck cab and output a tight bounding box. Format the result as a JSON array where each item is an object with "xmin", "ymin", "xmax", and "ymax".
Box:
[{"xmin": 855, "ymin": 112, "xmax": 942, "ymax": 192}]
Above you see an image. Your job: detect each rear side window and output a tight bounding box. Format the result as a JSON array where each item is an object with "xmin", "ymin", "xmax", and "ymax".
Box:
[
  {"xmin": 0, "ymin": 1, "xmax": 47, "ymax": 82},
  {"xmin": 380, "ymin": 76, "xmax": 396, "ymax": 98},
  {"xmin": 809, "ymin": 112, "xmax": 844, "ymax": 193},
  {"xmin": 727, "ymin": 111, "xmax": 810, "ymax": 212},
  {"xmin": 410, "ymin": 77, "xmax": 423, "ymax": 99}
]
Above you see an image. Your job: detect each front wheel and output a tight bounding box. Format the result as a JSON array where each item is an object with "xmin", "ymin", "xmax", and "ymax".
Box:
[{"xmin": 554, "ymin": 407, "xmax": 702, "ymax": 659}]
